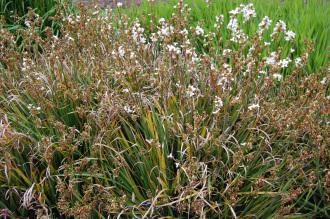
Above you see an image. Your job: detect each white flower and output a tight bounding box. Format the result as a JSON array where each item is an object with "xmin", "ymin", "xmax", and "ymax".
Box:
[
  {"xmin": 213, "ymin": 96, "xmax": 223, "ymax": 114},
  {"xmin": 150, "ymin": 33, "xmax": 158, "ymax": 42},
  {"xmin": 195, "ymin": 25, "xmax": 204, "ymax": 36},
  {"xmin": 227, "ymin": 17, "xmax": 238, "ymax": 31},
  {"xmin": 210, "ymin": 63, "xmax": 216, "ymax": 70},
  {"xmin": 167, "ymin": 44, "xmax": 181, "ymax": 54},
  {"xmin": 185, "ymin": 48, "xmax": 193, "ymax": 56},
  {"xmin": 241, "ymin": 3, "xmax": 256, "ymax": 22},
  {"xmin": 192, "ymin": 53, "xmax": 200, "ymax": 63},
  {"xmin": 139, "ymin": 37, "xmax": 146, "ymax": 44},
  {"xmin": 320, "ymin": 77, "xmax": 327, "ymax": 85},
  {"xmin": 271, "ymin": 20, "xmax": 286, "ymax": 38},
  {"xmin": 230, "ymin": 29, "xmax": 247, "ymax": 43},
  {"xmin": 118, "ymin": 46, "xmax": 125, "ymax": 58},
  {"xmin": 223, "ymin": 63, "xmax": 232, "ymax": 74},
  {"xmin": 223, "ymin": 49, "xmax": 232, "ymax": 56},
  {"xmin": 186, "ymin": 85, "xmax": 199, "ymax": 97},
  {"xmin": 258, "ymin": 16, "xmax": 272, "ymax": 31},
  {"xmin": 217, "ymin": 76, "xmax": 231, "ymax": 91},
  {"xmin": 215, "ymin": 15, "xmax": 224, "ymax": 23},
  {"xmin": 264, "ymin": 41, "xmax": 271, "ymax": 46},
  {"xmin": 248, "ymin": 103, "xmax": 260, "ymax": 111},
  {"xmin": 266, "ymin": 52, "xmax": 278, "ymax": 65},
  {"xmin": 229, "ymin": 7, "xmax": 241, "ymax": 16},
  {"xmin": 67, "ymin": 36, "xmax": 74, "ymax": 41},
  {"xmin": 130, "ymin": 52, "xmax": 136, "ymax": 59},
  {"xmin": 279, "ymin": 58, "xmax": 291, "ymax": 68},
  {"xmin": 184, "ymin": 39, "xmax": 191, "ymax": 46},
  {"xmin": 248, "ymin": 46, "xmax": 255, "ymax": 55},
  {"xmin": 167, "ymin": 153, "xmax": 173, "ymax": 159},
  {"xmin": 273, "ymin": 73, "xmax": 283, "ymax": 81},
  {"xmin": 275, "ymin": 20, "xmax": 287, "ymax": 32},
  {"xmin": 132, "ymin": 20, "xmax": 146, "ymax": 45},
  {"xmin": 124, "ymin": 106, "xmax": 134, "ymax": 114},
  {"xmin": 158, "ymin": 24, "xmax": 174, "ymax": 37},
  {"xmin": 159, "ymin": 18, "xmax": 165, "ymax": 23},
  {"xmin": 117, "ymin": 2, "xmax": 123, "ymax": 7},
  {"xmin": 285, "ymin": 30, "xmax": 295, "ymax": 41},
  {"xmin": 24, "ymin": 20, "xmax": 31, "ymax": 28},
  {"xmin": 180, "ymin": 28, "xmax": 188, "ymax": 36},
  {"xmin": 295, "ymin": 57, "xmax": 302, "ymax": 67},
  {"xmin": 111, "ymin": 50, "xmax": 117, "ymax": 58}
]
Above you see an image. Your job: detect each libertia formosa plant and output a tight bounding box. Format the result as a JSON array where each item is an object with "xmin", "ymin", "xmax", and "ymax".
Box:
[{"xmin": 0, "ymin": 1, "xmax": 329, "ymax": 218}]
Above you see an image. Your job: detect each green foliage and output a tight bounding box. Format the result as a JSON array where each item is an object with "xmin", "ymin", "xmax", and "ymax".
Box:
[
  {"xmin": 0, "ymin": 0, "xmax": 74, "ymax": 37},
  {"xmin": 1, "ymin": 0, "xmax": 56, "ymax": 22}
]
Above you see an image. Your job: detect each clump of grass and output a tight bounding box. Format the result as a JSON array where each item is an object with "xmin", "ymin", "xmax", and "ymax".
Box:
[
  {"xmin": 0, "ymin": 0, "xmax": 329, "ymax": 218},
  {"xmin": 0, "ymin": 0, "xmax": 62, "ymax": 26},
  {"xmin": 1, "ymin": 0, "xmax": 56, "ymax": 16},
  {"xmin": 0, "ymin": 0, "xmax": 74, "ymax": 39}
]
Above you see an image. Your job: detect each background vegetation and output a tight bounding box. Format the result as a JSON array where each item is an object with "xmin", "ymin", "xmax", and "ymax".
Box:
[{"xmin": 124, "ymin": 0, "xmax": 330, "ymax": 72}]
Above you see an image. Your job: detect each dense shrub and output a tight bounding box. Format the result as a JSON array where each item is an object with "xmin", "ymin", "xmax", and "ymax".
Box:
[{"xmin": 0, "ymin": 1, "xmax": 329, "ymax": 218}]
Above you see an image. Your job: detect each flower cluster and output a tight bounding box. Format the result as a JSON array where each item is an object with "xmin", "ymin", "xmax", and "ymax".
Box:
[{"xmin": 132, "ymin": 20, "xmax": 147, "ymax": 45}]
